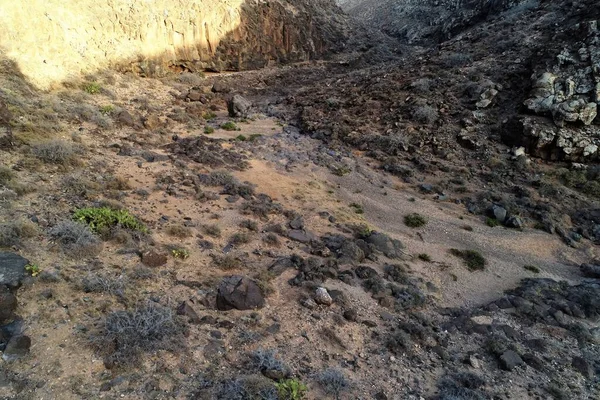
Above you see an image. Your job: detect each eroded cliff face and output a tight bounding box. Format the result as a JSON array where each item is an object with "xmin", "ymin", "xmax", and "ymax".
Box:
[{"xmin": 0, "ymin": 0, "xmax": 349, "ymax": 89}]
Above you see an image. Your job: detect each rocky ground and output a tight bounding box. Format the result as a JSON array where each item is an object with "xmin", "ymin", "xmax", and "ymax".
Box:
[{"xmin": 1, "ymin": 0, "xmax": 600, "ymax": 399}]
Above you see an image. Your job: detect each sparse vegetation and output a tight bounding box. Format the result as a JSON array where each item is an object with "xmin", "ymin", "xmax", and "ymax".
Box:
[
  {"xmin": 220, "ymin": 121, "xmax": 239, "ymax": 131},
  {"xmin": 73, "ymin": 207, "xmax": 147, "ymax": 233},
  {"xmin": 32, "ymin": 140, "xmax": 80, "ymax": 165},
  {"xmin": 316, "ymin": 368, "xmax": 349, "ymax": 398},
  {"xmin": 171, "ymin": 248, "xmax": 190, "ymax": 260},
  {"xmin": 524, "ymin": 265, "xmax": 540, "ymax": 273},
  {"xmin": 263, "ymin": 232, "xmax": 280, "ymax": 246},
  {"xmin": 240, "ymin": 219, "xmax": 259, "ymax": 231},
  {"xmin": 202, "ymin": 224, "xmax": 222, "ymax": 238},
  {"xmin": 349, "ymin": 202, "xmax": 364, "ymax": 214},
  {"xmin": 91, "ymin": 302, "xmax": 182, "ymax": 367},
  {"xmin": 166, "ymin": 224, "xmax": 192, "ymax": 238},
  {"xmin": 230, "ymin": 232, "xmax": 251, "ymax": 245},
  {"xmin": 204, "ymin": 126, "xmax": 215, "ymax": 134},
  {"xmin": 212, "ymin": 254, "xmax": 242, "ymax": 270},
  {"xmin": 450, "ymin": 248, "xmax": 486, "ymax": 271},
  {"xmin": 249, "ymin": 348, "xmax": 286, "ymax": 373},
  {"xmin": 412, "ymin": 105, "xmax": 438, "ymax": 124},
  {"xmin": 0, "ymin": 219, "xmax": 37, "ymax": 247},
  {"xmin": 404, "ymin": 213, "xmax": 427, "ymax": 228},
  {"xmin": 82, "ymin": 272, "xmax": 126, "ymax": 296},
  {"xmin": 202, "ymin": 111, "xmax": 217, "ymax": 120},
  {"xmin": 235, "ymin": 134, "xmax": 247, "ymax": 141},
  {"xmin": 486, "ymin": 217, "xmax": 500, "ymax": 227},
  {"xmin": 25, "ymin": 263, "xmax": 41, "ymax": 277},
  {"xmin": 49, "ymin": 220, "xmax": 102, "ymax": 258},
  {"xmin": 276, "ymin": 378, "xmax": 307, "ymax": 400},
  {"xmin": 0, "ymin": 165, "xmax": 15, "ymax": 185},
  {"xmin": 418, "ymin": 253, "xmax": 432, "ymax": 262},
  {"xmin": 83, "ymin": 82, "xmax": 102, "ymax": 94}
]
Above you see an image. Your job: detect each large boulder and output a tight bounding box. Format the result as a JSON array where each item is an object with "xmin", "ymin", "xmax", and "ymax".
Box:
[
  {"xmin": 227, "ymin": 94, "xmax": 252, "ymax": 118},
  {"xmin": 0, "ymin": 252, "xmax": 28, "ymax": 289},
  {"xmin": 216, "ymin": 276, "xmax": 265, "ymax": 311}
]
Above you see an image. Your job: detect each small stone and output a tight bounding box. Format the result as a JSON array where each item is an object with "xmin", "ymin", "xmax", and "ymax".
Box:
[
  {"xmin": 0, "ymin": 285, "xmax": 17, "ymax": 323},
  {"xmin": 572, "ymin": 356, "xmax": 593, "ymax": 378},
  {"xmin": 176, "ymin": 301, "xmax": 201, "ymax": 324},
  {"xmin": 314, "ymin": 287, "xmax": 333, "ymax": 306},
  {"xmin": 0, "ymin": 252, "xmax": 29, "ymax": 288},
  {"xmin": 2, "ymin": 335, "xmax": 31, "ymax": 361},
  {"xmin": 300, "ymin": 298, "xmax": 318, "ymax": 310},
  {"xmin": 505, "ymin": 215, "xmax": 524, "ymax": 229},
  {"xmin": 469, "ymin": 355, "xmax": 481, "ymax": 369},
  {"xmin": 492, "ymin": 205, "xmax": 507, "ymax": 223},
  {"xmin": 499, "ymin": 350, "xmax": 523, "ymax": 371},
  {"xmin": 343, "ymin": 309, "xmax": 358, "ymax": 322}
]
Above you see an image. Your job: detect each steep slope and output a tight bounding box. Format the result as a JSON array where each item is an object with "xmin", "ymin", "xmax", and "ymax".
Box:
[
  {"xmin": 339, "ymin": 0, "xmax": 536, "ymax": 44},
  {"xmin": 0, "ymin": 0, "xmax": 350, "ymax": 89}
]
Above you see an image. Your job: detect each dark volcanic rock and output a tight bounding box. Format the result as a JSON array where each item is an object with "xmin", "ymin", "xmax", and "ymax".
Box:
[
  {"xmin": 364, "ymin": 232, "xmax": 404, "ymax": 258},
  {"xmin": 581, "ymin": 263, "xmax": 600, "ymax": 279},
  {"xmin": 2, "ymin": 335, "xmax": 31, "ymax": 361},
  {"xmin": 499, "ymin": 350, "xmax": 524, "ymax": 371},
  {"xmin": 0, "ymin": 253, "xmax": 28, "ymax": 288},
  {"xmin": 216, "ymin": 276, "xmax": 265, "ymax": 311},
  {"xmin": 176, "ymin": 301, "xmax": 201, "ymax": 324},
  {"xmin": 0, "ymin": 285, "xmax": 17, "ymax": 323},
  {"xmin": 572, "ymin": 356, "xmax": 594, "ymax": 378}
]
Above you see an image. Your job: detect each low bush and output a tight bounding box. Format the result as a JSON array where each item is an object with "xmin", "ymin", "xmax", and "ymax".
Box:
[
  {"xmin": 49, "ymin": 220, "xmax": 102, "ymax": 258},
  {"xmin": 449, "ymin": 248, "xmax": 486, "ymax": 271},
  {"xmin": 32, "ymin": 140, "xmax": 80, "ymax": 165},
  {"xmin": 404, "ymin": 213, "xmax": 427, "ymax": 228},
  {"xmin": 315, "ymin": 368, "xmax": 350, "ymax": 398},
  {"xmin": 73, "ymin": 207, "xmax": 147, "ymax": 233},
  {"xmin": 0, "ymin": 219, "xmax": 37, "ymax": 247},
  {"xmin": 91, "ymin": 302, "xmax": 183, "ymax": 367}
]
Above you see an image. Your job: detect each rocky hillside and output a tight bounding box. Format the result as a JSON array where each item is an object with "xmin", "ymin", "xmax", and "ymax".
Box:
[
  {"xmin": 338, "ymin": 0, "xmax": 537, "ymax": 44},
  {"xmin": 0, "ymin": 0, "xmax": 350, "ymax": 89}
]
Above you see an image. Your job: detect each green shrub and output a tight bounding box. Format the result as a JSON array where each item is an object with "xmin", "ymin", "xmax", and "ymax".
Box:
[
  {"xmin": 73, "ymin": 207, "xmax": 147, "ymax": 233},
  {"xmin": 417, "ymin": 253, "xmax": 432, "ymax": 262},
  {"xmin": 523, "ymin": 265, "xmax": 540, "ymax": 273},
  {"xmin": 0, "ymin": 166, "xmax": 15, "ymax": 185},
  {"xmin": 276, "ymin": 378, "xmax": 307, "ymax": 400},
  {"xmin": 449, "ymin": 249, "xmax": 486, "ymax": 271},
  {"xmin": 486, "ymin": 217, "xmax": 500, "ymax": 227},
  {"xmin": 235, "ymin": 134, "xmax": 247, "ymax": 141},
  {"xmin": 350, "ymin": 203, "xmax": 364, "ymax": 214},
  {"xmin": 99, "ymin": 105, "xmax": 114, "ymax": 114},
  {"xmin": 83, "ymin": 82, "xmax": 102, "ymax": 94},
  {"xmin": 202, "ymin": 111, "xmax": 217, "ymax": 120},
  {"xmin": 203, "ymin": 126, "xmax": 215, "ymax": 134},
  {"xmin": 404, "ymin": 213, "xmax": 427, "ymax": 228},
  {"xmin": 221, "ymin": 121, "xmax": 239, "ymax": 131},
  {"xmin": 202, "ymin": 224, "xmax": 221, "ymax": 238}
]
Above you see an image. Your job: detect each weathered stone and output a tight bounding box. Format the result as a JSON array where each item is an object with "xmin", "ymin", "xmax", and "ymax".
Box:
[
  {"xmin": 572, "ymin": 356, "xmax": 594, "ymax": 378},
  {"xmin": 216, "ymin": 276, "xmax": 265, "ymax": 311},
  {"xmin": 499, "ymin": 350, "xmax": 524, "ymax": 371},
  {"xmin": 0, "ymin": 252, "xmax": 28, "ymax": 288},
  {"xmin": 227, "ymin": 94, "xmax": 252, "ymax": 118},
  {"xmin": 287, "ymin": 229, "xmax": 315, "ymax": 244},
  {"xmin": 176, "ymin": 301, "xmax": 201, "ymax": 324},
  {"xmin": 314, "ymin": 287, "xmax": 333, "ymax": 306},
  {"xmin": 492, "ymin": 205, "xmax": 507, "ymax": 223},
  {"xmin": 364, "ymin": 232, "xmax": 404, "ymax": 258},
  {"xmin": 343, "ymin": 309, "xmax": 358, "ymax": 321},
  {"xmin": 2, "ymin": 335, "xmax": 30, "ymax": 361},
  {"xmin": 0, "ymin": 285, "xmax": 17, "ymax": 323},
  {"xmin": 505, "ymin": 215, "xmax": 524, "ymax": 229},
  {"xmin": 581, "ymin": 263, "xmax": 600, "ymax": 279}
]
